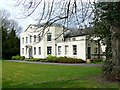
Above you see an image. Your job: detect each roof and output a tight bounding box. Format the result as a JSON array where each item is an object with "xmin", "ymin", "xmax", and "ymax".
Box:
[
  {"xmin": 25, "ymin": 23, "xmax": 65, "ymax": 32},
  {"xmin": 64, "ymin": 28, "xmax": 92, "ymax": 38}
]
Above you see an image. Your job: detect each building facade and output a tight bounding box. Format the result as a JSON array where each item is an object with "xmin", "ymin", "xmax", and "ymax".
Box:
[{"xmin": 20, "ymin": 24, "xmax": 105, "ymax": 61}]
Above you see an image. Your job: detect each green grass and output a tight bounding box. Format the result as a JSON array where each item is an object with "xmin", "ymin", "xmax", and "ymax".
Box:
[{"xmin": 2, "ymin": 61, "xmax": 119, "ymax": 88}]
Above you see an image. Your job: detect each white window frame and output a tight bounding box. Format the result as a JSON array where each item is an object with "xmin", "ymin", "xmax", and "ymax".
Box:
[
  {"xmin": 30, "ymin": 36, "xmax": 32, "ymax": 43},
  {"xmin": 65, "ymin": 45, "xmax": 68, "ymax": 55},
  {"xmin": 26, "ymin": 37, "xmax": 28, "ymax": 43},
  {"xmin": 34, "ymin": 35, "xmax": 36, "ymax": 42},
  {"xmin": 22, "ymin": 48, "xmax": 24, "ymax": 54},
  {"xmin": 58, "ymin": 46, "xmax": 61, "ymax": 55},
  {"xmin": 38, "ymin": 47, "xmax": 41, "ymax": 55},
  {"xmin": 47, "ymin": 46, "xmax": 52, "ymax": 55},
  {"xmin": 34, "ymin": 47, "xmax": 36, "ymax": 55},
  {"xmin": 22, "ymin": 37, "xmax": 24, "ymax": 44},
  {"xmin": 73, "ymin": 45, "xmax": 77, "ymax": 55},
  {"xmin": 47, "ymin": 33, "xmax": 52, "ymax": 41}
]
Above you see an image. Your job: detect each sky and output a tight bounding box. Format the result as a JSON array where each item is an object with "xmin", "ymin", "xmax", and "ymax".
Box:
[
  {"xmin": 0, "ymin": 0, "xmax": 98, "ymax": 32},
  {"xmin": 0, "ymin": 0, "xmax": 37, "ymax": 32},
  {"xmin": 2, "ymin": 0, "xmax": 115, "ymax": 32}
]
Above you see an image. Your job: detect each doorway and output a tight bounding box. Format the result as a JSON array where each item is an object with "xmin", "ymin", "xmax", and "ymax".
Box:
[
  {"xmin": 29, "ymin": 48, "xmax": 32, "ymax": 58},
  {"xmin": 87, "ymin": 47, "xmax": 91, "ymax": 59}
]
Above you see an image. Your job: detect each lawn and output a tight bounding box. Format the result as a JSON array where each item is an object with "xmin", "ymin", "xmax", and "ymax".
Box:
[{"xmin": 2, "ymin": 61, "xmax": 119, "ymax": 88}]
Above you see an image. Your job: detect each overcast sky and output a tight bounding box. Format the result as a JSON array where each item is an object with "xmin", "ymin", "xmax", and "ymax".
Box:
[
  {"xmin": 0, "ymin": 0, "xmax": 37, "ymax": 32},
  {"xmin": 0, "ymin": 0, "xmax": 99, "ymax": 32}
]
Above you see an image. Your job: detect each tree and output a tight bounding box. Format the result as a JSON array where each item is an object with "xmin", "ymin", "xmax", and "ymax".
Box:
[
  {"xmin": 94, "ymin": 2, "xmax": 120, "ymax": 81},
  {"xmin": 0, "ymin": 10, "xmax": 21, "ymax": 59}
]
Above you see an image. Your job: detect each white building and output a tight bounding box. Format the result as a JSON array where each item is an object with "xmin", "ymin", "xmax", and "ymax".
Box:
[{"xmin": 20, "ymin": 24, "xmax": 105, "ymax": 61}]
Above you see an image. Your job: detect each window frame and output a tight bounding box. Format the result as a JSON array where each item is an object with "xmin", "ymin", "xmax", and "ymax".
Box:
[
  {"xmin": 38, "ymin": 47, "xmax": 41, "ymax": 55},
  {"xmin": 30, "ymin": 36, "xmax": 32, "ymax": 43},
  {"xmin": 47, "ymin": 33, "xmax": 52, "ymax": 41},
  {"xmin": 73, "ymin": 45, "xmax": 77, "ymax": 55},
  {"xmin": 26, "ymin": 37, "xmax": 28, "ymax": 43},
  {"xmin": 65, "ymin": 45, "xmax": 68, "ymax": 55},
  {"xmin": 22, "ymin": 37, "xmax": 24, "ymax": 44},
  {"xmin": 58, "ymin": 46, "xmax": 61, "ymax": 55},
  {"xmin": 47, "ymin": 46, "xmax": 52, "ymax": 55},
  {"xmin": 34, "ymin": 35, "xmax": 36, "ymax": 42},
  {"xmin": 34, "ymin": 47, "xmax": 36, "ymax": 55},
  {"xmin": 22, "ymin": 48, "xmax": 24, "ymax": 54}
]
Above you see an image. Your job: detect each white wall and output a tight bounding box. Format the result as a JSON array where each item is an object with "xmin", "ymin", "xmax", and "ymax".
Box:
[
  {"xmin": 56, "ymin": 36, "xmax": 87, "ymax": 60},
  {"xmin": 20, "ymin": 25, "xmax": 64, "ymax": 59},
  {"xmin": 20, "ymin": 24, "xmax": 106, "ymax": 61}
]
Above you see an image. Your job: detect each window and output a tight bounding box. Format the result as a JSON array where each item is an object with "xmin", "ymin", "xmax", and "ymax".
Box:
[
  {"xmin": 22, "ymin": 37, "xmax": 24, "ymax": 44},
  {"xmin": 47, "ymin": 46, "xmax": 52, "ymax": 55},
  {"xmin": 34, "ymin": 35, "xmax": 36, "ymax": 42},
  {"xmin": 38, "ymin": 47, "xmax": 41, "ymax": 55},
  {"xmin": 73, "ymin": 45, "xmax": 77, "ymax": 55},
  {"xmin": 47, "ymin": 33, "xmax": 52, "ymax": 41},
  {"xmin": 72, "ymin": 37, "xmax": 76, "ymax": 41},
  {"xmin": 94, "ymin": 48, "xmax": 98, "ymax": 53},
  {"xmin": 38, "ymin": 36, "xmax": 41, "ymax": 42},
  {"xmin": 22, "ymin": 48, "xmax": 24, "ymax": 54},
  {"xmin": 26, "ymin": 37, "xmax": 28, "ymax": 43},
  {"xmin": 65, "ymin": 45, "xmax": 68, "ymax": 55},
  {"xmin": 34, "ymin": 47, "xmax": 36, "ymax": 55},
  {"xmin": 26, "ymin": 47, "xmax": 27, "ymax": 55},
  {"xmin": 58, "ymin": 46, "xmax": 61, "ymax": 55},
  {"xmin": 30, "ymin": 36, "xmax": 32, "ymax": 43}
]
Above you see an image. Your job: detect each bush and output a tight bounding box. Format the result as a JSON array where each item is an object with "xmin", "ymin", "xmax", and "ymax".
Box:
[
  {"xmin": 12, "ymin": 55, "xmax": 21, "ymax": 60},
  {"xmin": 20, "ymin": 56, "xmax": 25, "ymax": 60},
  {"xmin": 29, "ymin": 58, "xmax": 40, "ymax": 62},
  {"xmin": 90, "ymin": 59, "xmax": 103, "ymax": 63},
  {"xmin": 46, "ymin": 55, "xmax": 57, "ymax": 62},
  {"xmin": 45, "ymin": 55, "xmax": 86, "ymax": 63}
]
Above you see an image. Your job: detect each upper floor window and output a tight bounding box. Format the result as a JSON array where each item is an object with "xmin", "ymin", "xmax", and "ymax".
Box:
[
  {"xmin": 72, "ymin": 37, "xmax": 76, "ymax": 41},
  {"xmin": 65, "ymin": 45, "xmax": 68, "ymax": 55},
  {"xmin": 47, "ymin": 33, "xmax": 52, "ymax": 41},
  {"xmin": 26, "ymin": 37, "xmax": 28, "ymax": 43},
  {"xmin": 22, "ymin": 37, "xmax": 24, "ymax": 44},
  {"xmin": 58, "ymin": 46, "xmax": 61, "ymax": 55},
  {"xmin": 30, "ymin": 36, "xmax": 32, "ymax": 43},
  {"xmin": 38, "ymin": 35, "xmax": 41, "ymax": 42},
  {"xmin": 34, "ymin": 35, "xmax": 36, "ymax": 42},
  {"xmin": 73, "ymin": 45, "xmax": 77, "ymax": 55},
  {"xmin": 47, "ymin": 46, "xmax": 52, "ymax": 55}
]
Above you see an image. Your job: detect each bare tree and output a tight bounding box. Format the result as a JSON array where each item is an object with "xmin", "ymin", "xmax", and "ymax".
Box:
[
  {"xmin": 15, "ymin": 0, "xmax": 95, "ymax": 38},
  {"xmin": 0, "ymin": 10, "xmax": 22, "ymax": 36}
]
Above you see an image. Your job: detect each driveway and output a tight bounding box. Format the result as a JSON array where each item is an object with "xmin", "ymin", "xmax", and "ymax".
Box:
[{"xmin": 6, "ymin": 60, "xmax": 103, "ymax": 67}]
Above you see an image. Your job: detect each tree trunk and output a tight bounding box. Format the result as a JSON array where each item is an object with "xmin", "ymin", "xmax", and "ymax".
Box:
[{"xmin": 110, "ymin": 25, "xmax": 120, "ymax": 81}]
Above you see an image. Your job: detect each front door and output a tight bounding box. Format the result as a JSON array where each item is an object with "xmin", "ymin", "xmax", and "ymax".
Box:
[
  {"xmin": 87, "ymin": 47, "xmax": 91, "ymax": 59},
  {"xmin": 29, "ymin": 48, "xmax": 32, "ymax": 58}
]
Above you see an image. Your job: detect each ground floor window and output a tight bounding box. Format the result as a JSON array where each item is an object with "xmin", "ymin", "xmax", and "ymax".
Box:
[
  {"xmin": 73, "ymin": 45, "xmax": 77, "ymax": 55},
  {"xmin": 58, "ymin": 46, "xmax": 61, "ymax": 55},
  {"xmin": 22, "ymin": 48, "xmax": 24, "ymax": 54},
  {"xmin": 34, "ymin": 47, "xmax": 36, "ymax": 55},
  {"xmin": 65, "ymin": 45, "xmax": 68, "ymax": 55},
  {"xmin": 38, "ymin": 47, "xmax": 41, "ymax": 55},
  {"xmin": 26, "ymin": 47, "xmax": 27, "ymax": 55},
  {"xmin": 47, "ymin": 46, "xmax": 52, "ymax": 55}
]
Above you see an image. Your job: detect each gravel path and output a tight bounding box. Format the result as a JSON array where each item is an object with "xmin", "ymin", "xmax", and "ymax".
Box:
[{"xmin": 5, "ymin": 60, "xmax": 103, "ymax": 67}]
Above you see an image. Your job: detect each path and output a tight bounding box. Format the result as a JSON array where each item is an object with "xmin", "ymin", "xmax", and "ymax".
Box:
[{"xmin": 6, "ymin": 60, "xmax": 103, "ymax": 67}]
